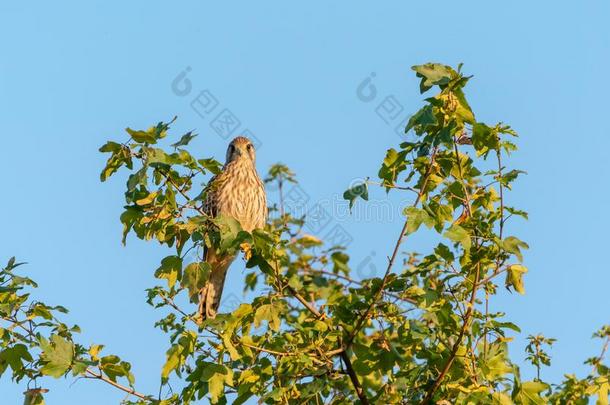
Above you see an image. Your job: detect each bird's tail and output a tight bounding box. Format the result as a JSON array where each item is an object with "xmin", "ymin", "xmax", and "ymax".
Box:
[{"xmin": 198, "ymin": 249, "xmax": 235, "ymax": 321}]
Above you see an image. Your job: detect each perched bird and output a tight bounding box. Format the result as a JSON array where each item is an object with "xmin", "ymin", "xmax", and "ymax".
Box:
[{"xmin": 198, "ymin": 136, "xmax": 267, "ymax": 320}]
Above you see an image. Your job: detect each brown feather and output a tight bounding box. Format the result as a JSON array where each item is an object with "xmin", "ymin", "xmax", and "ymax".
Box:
[{"xmin": 197, "ymin": 136, "xmax": 267, "ymax": 321}]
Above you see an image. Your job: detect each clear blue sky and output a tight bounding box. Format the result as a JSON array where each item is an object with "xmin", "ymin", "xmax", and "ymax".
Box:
[{"xmin": 1, "ymin": 1, "xmax": 609, "ymax": 403}]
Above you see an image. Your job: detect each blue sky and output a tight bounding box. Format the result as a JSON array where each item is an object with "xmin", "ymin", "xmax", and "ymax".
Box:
[{"xmin": 1, "ymin": 1, "xmax": 609, "ymax": 403}]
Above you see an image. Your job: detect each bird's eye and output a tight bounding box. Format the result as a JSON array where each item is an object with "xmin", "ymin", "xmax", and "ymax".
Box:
[
  {"xmin": 229, "ymin": 144, "xmax": 235, "ymax": 153},
  {"xmin": 246, "ymin": 144, "xmax": 252, "ymax": 151}
]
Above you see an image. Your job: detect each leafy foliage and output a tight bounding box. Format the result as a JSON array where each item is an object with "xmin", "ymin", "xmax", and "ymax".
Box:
[
  {"xmin": 2, "ymin": 63, "xmax": 608, "ymax": 404},
  {"xmin": 0, "ymin": 258, "xmax": 148, "ymax": 403}
]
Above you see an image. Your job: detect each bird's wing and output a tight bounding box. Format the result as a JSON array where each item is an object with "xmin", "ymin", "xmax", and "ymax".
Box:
[
  {"xmin": 201, "ymin": 173, "xmax": 220, "ymax": 266},
  {"xmin": 201, "ymin": 173, "xmax": 220, "ymax": 218},
  {"xmin": 198, "ymin": 172, "xmax": 235, "ymax": 320}
]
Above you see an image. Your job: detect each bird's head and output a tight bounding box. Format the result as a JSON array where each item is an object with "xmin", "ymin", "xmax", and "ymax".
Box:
[{"xmin": 226, "ymin": 136, "xmax": 257, "ymax": 164}]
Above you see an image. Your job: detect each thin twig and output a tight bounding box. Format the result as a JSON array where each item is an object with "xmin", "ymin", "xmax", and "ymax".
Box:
[
  {"xmin": 238, "ymin": 341, "xmax": 330, "ymax": 366},
  {"xmin": 366, "ymin": 180, "xmax": 418, "ymax": 194},
  {"xmin": 158, "ymin": 291, "xmax": 193, "ymax": 321},
  {"xmin": 592, "ymin": 336, "xmax": 610, "ymax": 374},
  {"xmin": 478, "ymin": 265, "xmax": 509, "ymax": 286},
  {"xmin": 286, "ymin": 285, "xmax": 323, "ymax": 318},
  {"xmin": 154, "ymin": 164, "xmax": 208, "ymax": 217},
  {"xmin": 301, "ymin": 267, "xmax": 416, "ymax": 304},
  {"xmin": 339, "ymin": 348, "xmax": 369, "ymax": 404},
  {"xmin": 85, "ymin": 369, "xmax": 150, "ymax": 400}
]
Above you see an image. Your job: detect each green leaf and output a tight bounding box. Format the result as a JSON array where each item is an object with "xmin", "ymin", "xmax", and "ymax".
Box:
[
  {"xmin": 126, "ymin": 127, "xmax": 158, "ymax": 144},
  {"xmin": 265, "ymin": 163, "xmax": 297, "ymax": 184},
  {"xmin": 472, "ymin": 122, "xmax": 498, "ymax": 154},
  {"xmin": 119, "ymin": 206, "xmax": 142, "ymax": 245},
  {"xmin": 500, "ymin": 169, "xmax": 527, "ymax": 189},
  {"xmin": 161, "ymin": 345, "xmax": 181, "ymax": 381},
  {"xmin": 200, "ymin": 362, "xmax": 232, "ymax": 404},
  {"xmin": 411, "ymin": 63, "xmax": 456, "ymax": 93},
  {"xmin": 597, "ymin": 382, "xmax": 609, "ymax": 405},
  {"xmin": 505, "ymin": 264, "xmax": 528, "ymax": 295},
  {"xmin": 29, "ymin": 303, "xmax": 53, "ymax": 320},
  {"xmin": 126, "ymin": 167, "xmax": 147, "ymax": 192},
  {"xmin": 70, "ymin": 360, "xmax": 89, "ymax": 376},
  {"xmin": 502, "ymin": 236, "xmax": 529, "ymax": 262},
  {"xmin": 404, "ymin": 207, "xmax": 434, "ymax": 235},
  {"xmin": 171, "ymin": 131, "xmax": 197, "ymax": 148},
  {"xmin": 161, "ymin": 331, "xmax": 195, "ymax": 383},
  {"xmin": 98, "ymin": 141, "xmax": 122, "ymax": 153},
  {"xmin": 215, "ymin": 215, "xmax": 248, "ymax": 253},
  {"xmin": 0, "ymin": 344, "xmax": 33, "ymax": 374},
  {"xmin": 208, "ymin": 371, "xmax": 226, "ymax": 403},
  {"xmin": 40, "ymin": 335, "xmax": 74, "ymax": 378},
  {"xmin": 505, "ymin": 206, "xmax": 529, "ymax": 220},
  {"xmin": 512, "ymin": 381, "xmax": 549, "ymax": 405},
  {"xmin": 181, "ymin": 262, "xmax": 210, "ymax": 302},
  {"xmin": 491, "ymin": 392, "xmax": 513, "ymax": 405},
  {"xmin": 443, "ymin": 224, "xmax": 471, "ymax": 251},
  {"xmin": 331, "ymin": 252, "xmax": 350, "ymax": 274},
  {"xmin": 452, "ymin": 87, "xmax": 475, "ymax": 124},
  {"xmin": 480, "ymin": 344, "xmax": 512, "ymax": 380},
  {"xmin": 99, "ymin": 355, "xmax": 134, "ymax": 384},
  {"xmin": 254, "ymin": 303, "xmax": 281, "ymax": 332},
  {"xmin": 490, "ymin": 321, "xmax": 522, "ymax": 334},
  {"xmin": 222, "ymin": 335, "xmax": 241, "ymax": 361},
  {"xmin": 405, "ymin": 104, "xmax": 437, "ymax": 133},
  {"xmin": 343, "ymin": 183, "xmax": 368, "ymax": 210},
  {"xmin": 154, "ymin": 256, "xmax": 183, "ymax": 289},
  {"xmin": 434, "ymin": 243, "xmax": 455, "ymax": 262},
  {"xmin": 23, "ymin": 389, "xmax": 46, "ymax": 405},
  {"xmin": 99, "ymin": 146, "xmax": 132, "ymax": 182},
  {"xmin": 145, "ymin": 148, "xmax": 172, "ymax": 165},
  {"xmin": 135, "ymin": 191, "xmax": 157, "ymax": 206},
  {"xmin": 198, "ymin": 158, "xmax": 223, "ymax": 175},
  {"xmin": 378, "ymin": 148, "xmax": 408, "ymax": 190}
]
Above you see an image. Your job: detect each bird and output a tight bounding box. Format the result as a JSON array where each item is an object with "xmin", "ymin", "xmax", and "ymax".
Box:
[{"xmin": 198, "ymin": 136, "xmax": 267, "ymax": 320}]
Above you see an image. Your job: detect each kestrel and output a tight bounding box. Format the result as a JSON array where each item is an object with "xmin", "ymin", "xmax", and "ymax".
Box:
[{"xmin": 198, "ymin": 136, "xmax": 267, "ymax": 320}]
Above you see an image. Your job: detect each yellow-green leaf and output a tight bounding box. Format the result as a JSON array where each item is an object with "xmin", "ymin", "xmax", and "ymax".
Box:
[{"xmin": 505, "ymin": 264, "xmax": 528, "ymax": 295}]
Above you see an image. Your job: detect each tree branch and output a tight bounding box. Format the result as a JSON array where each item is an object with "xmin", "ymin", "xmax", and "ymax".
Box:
[
  {"xmin": 340, "ymin": 349, "xmax": 369, "ymax": 405},
  {"xmin": 301, "ymin": 267, "xmax": 416, "ymax": 305},
  {"xmin": 85, "ymin": 369, "xmax": 150, "ymax": 400}
]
